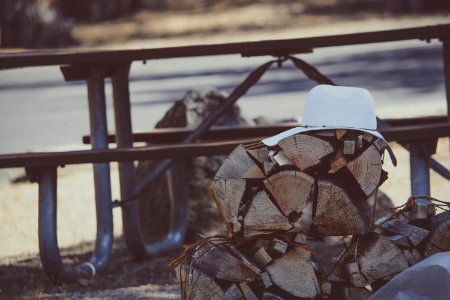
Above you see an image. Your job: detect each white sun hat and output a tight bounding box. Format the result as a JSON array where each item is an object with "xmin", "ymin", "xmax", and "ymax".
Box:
[{"xmin": 262, "ymin": 85, "xmax": 397, "ymax": 166}]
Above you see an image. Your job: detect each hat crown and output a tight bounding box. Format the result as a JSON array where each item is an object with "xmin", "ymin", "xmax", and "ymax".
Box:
[{"xmin": 301, "ymin": 85, "xmax": 377, "ymax": 130}]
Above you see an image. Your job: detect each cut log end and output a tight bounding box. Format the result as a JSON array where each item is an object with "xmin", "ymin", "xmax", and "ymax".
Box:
[
  {"xmin": 313, "ymin": 180, "xmax": 370, "ymax": 235},
  {"xmin": 264, "ymin": 170, "xmax": 314, "ymax": 216},
  {"xmin": 346, "ymin": 145, "xmax": 382, "ymax": 196},
  {"xmin": 266, "ymin": 247, "xmax": 320, "ymax": 298},
  {"xmin": 278, "ymin": 134, "xmax": 334, "ymax": 171},
  {"xmin": 210, "ymin": 178, "xmax": 246, "ymax": 234},
  {"xmin": 215, "ymin": 144, "xmax": 265, "ymax": 179},
  {"xmin": 244, "ymin": 190, "xmax": 292, "ymax": 238}
]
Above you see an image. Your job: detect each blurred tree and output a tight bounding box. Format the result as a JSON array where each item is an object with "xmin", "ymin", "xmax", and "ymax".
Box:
[
  {"xmin": 304, "ymin": 0, "xmax": 450, "ymax": 14},
  {"xmin": 0, "ymin": 0, "xmax": 75, "ymax": 48},
  {"xmin": 57, "ymin": 0, "xmax": 141, "ymax": 22}
]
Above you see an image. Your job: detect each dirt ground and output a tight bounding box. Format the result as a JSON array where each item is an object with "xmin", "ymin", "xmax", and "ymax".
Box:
[
  {"xmin": 0, "ymin": 240, "xmax": 180, "ymax": 299},
  {"xmin": 1, "ymin": 4, "xmax": 449, "ymax": 299}
]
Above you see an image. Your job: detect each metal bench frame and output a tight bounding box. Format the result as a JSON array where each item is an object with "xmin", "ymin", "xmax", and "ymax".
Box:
[{"xmin": 0, "ymin": 24, "xmax": 449, "ymax": 282}]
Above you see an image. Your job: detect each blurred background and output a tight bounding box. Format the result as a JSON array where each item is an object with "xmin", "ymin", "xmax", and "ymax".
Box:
[{"xmin": 1, "ymin": 0, "xmax": 450, "ymax": 48}]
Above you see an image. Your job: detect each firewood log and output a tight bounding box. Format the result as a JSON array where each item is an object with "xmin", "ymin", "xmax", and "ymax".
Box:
[
  {"xmin": 356, "ymin": 233, "xmax": 409, "ymax": 284},
  {"xmin": 263, "ymin": 170, "xmax": 314, "ymax": 216},
  {"xmin": 271, "ymin": 150, "xmax": 293, "ymax": 167},
  {"xmin": 375, "ymin": 218, "xmax": 430, "ymax": 247},
  {"xmin": 313, "ymin": 180, "xmax": 371, "ymax": 235},
  {"xmin": 226, "ymin": 243, "xmax": 262, "ymax": 275},
  {"xmin": 181, "ymin": 265, "xmax": 224, "ymax": 300},
  {"xmin": 251, "ymin": 247, "xmax": 273, "ymax": 268},
  {"xmin": 294, "ymin": 232, "xmax": 307, "ymax": 244},
  {"xmin": 343, "ymin": 139, "xmax": 357, "ymax": 155},
  {"xmin": 345, "ymin": 145, "xmax": 382, "ymax": 196},
  {"xmin": 215, "ymin": 144, "xmax": 265, "ymax": 179},
  {"xmin": 260, "ymin": 271, "xmax": 273, "ymax": 288},
  {"xmin": 261, "ymin": 292, "xmax": 284, "ymax": 300},
  {"xmin": 411, "ymin": 248, "xmax": 422, "ymax": 262},
  {"xmin": 387, "ymin": 234, "xmax": 410, "ymax": 248},
  {"xmin": 243, "ymin": 190, "xmax": 292, "ymax": 237},
  {"xmin": 263, "ymin": 161, "xmax": 277, "ymax": 176},
  {"xmin": 357, "ymin": 135, "xmax": 364, "ymax": 149},
  {"xmin": 246, "ymin": 147, "xmax": 271, "ymax": 165},
  {"xmin": 247, "ymin": 147, "xmax": 279, "ymax": 176},
  {"xmin": 403, "ymin": 249, "xmax": 422, "ymax": 266},
  {"xmin": 335, "ymin": 129, "xmax": 347, "ymax": 140},
  {"xmin": 190, "ymin": 242, "xmax": 259, "ymax": 282},
  {"xmin": 222, "ymin": 283, "xmax": 245, "ymax": 300},
  {"xmin": 278, "ymin": 134, "xmax": 334, "ymax": 171},
  {"xmin": 266, "ymin": 247, "xmax": 320, "ymax": 298},
  {"xmin": 238, "ymin": 283, "xmax": 258, "ymax": 300},
  {"xmin": 335, "ymin": 286, "xmax": 371, "ymax": 300},
  {"xmin": 293, "ymin": 200, "xmax": 314, "ymax": 233},
  {"xmin": 316, "ymin": 130, "xmax": 335, "ymax": 137},
  {"xmin": 210, "ymin": 178, "xmax": 246, "ymax": 234},
  {"xmin": 424, "ymin": 211, "xmax": 450, "ymax": 257},
  {"xmin": 269, "ymin": 238, "xmax": 289, "ymax": 257},
  {"xmin": 345, "ymin": 262, "xmax": 368, "ymax": 287},
  {"xmin": 320, "ymin": 280, "xmax": 332, "ymax": 298},
  {"xmin": 362, "ymin": 132, "xmax": 374, "ymax": 143},
  {"xmin": 329, "ymin": 149, "xmax": 347, "ymax": 174}
]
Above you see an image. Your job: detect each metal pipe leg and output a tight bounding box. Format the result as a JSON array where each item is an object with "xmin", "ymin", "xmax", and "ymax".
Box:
[
  {"xmin": 410, "ymin": 143, "xmax": 431, "ymax": 198},
  {"xmin": 111, "ymin": 64, "xmax": 187, "ymax": 259},
  {"xmin": 111, "ymin": 64, "xmax": 146, "ymax": 258},
  {"xmin": 442, "ymin": 39, "xmax": 450, "ymax": 149},
  {"xmin": 86, "ymin": 68, "xmax": 113, "ymax": 272},
  {"xmin": 38, "ymin": 67, "xmax": 113, "ymax": 283},
  {"xmin": 38, "ymin": 167, "xmax": 102, "ymax": 282},
  {"xmin": 409, "ymin": 142, "xmax": 434, "ymax": 220},
  {"xmin": 38, "ymin": 167, "xmax": 66, "ymax": 281}
]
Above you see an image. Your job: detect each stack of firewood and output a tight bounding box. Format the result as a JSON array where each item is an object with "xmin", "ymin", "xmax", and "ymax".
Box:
[{"xmin": 172, "ymin": 130, "xmax": 450, "ymax": 299}]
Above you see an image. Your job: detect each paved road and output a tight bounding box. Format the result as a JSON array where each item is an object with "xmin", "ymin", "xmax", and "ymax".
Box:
[{"xmin": 0, "ymin": 39, "xmax": 447, "ymax": 154}]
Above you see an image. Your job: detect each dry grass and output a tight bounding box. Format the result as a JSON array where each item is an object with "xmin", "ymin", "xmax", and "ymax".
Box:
[{"xmin": 0, "ymin": 239, "xmax": 180, "ymax": 299}]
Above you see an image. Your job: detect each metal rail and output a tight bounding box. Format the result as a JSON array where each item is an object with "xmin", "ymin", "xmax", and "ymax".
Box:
[
  {"xmin": 1, "ymin": 24, "xmax": 450, "ymax": 69},
  {"xmin": 1, "ymin": 123, "xmax": 449, "ymax": 169},
  {"xmin": 82, "ymin": 119, "xmax": 450, "ymax": 145}
]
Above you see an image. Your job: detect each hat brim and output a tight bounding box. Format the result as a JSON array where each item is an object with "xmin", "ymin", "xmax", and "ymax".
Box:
[{"xmin": 262, "ymin": 126, "xmax": 397, "ymax": 166}]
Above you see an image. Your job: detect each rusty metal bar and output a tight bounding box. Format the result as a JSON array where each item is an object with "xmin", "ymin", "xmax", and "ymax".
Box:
[{"xmin": 1, "ymin": 24, "xmax": 450, "ymax": 69}]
